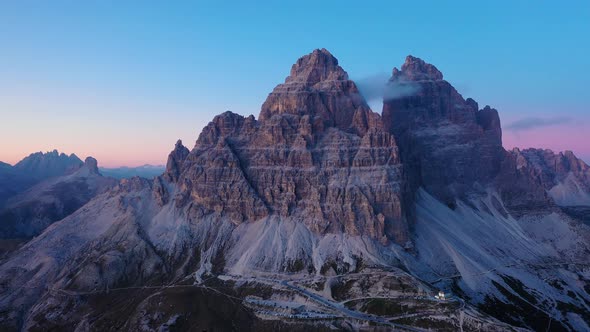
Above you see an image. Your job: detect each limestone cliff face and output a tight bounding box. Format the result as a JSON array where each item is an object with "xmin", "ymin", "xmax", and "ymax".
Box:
[
  {"xmin": 382, "ymin": 55, "xmax": 505, "ymax": 206},
  {"xmin": 166, "ymin": 49, "xmax": 408, "ymax": 245}
]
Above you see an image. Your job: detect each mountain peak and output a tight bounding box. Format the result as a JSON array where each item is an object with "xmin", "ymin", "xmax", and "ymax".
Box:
[
  {"xmin": 14, "ymin": 150, "xmax": 83, "ymax": 179},
  {"xmin": 259, "ymin": 49, "xmax": 370, "ymax": 133},
  {"xmin": 164, "ymin": 139, "xmax": 190, "ymax": 182},
  {"xmin": 285, "ymin": 48, "xmax": 348, "ymax": 84},
  {"xmin": 392, "ymin": 55, "xmax": 443, "ymax": 81},
  {"xmin": 84, "ymin": 156, "xmax": 99, "ymax": 174}
]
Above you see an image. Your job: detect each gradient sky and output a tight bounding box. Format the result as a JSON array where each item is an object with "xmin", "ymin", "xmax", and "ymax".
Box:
[{"xmin": 1, "ymin": 1, "xmax": 589, "ymax": 167}]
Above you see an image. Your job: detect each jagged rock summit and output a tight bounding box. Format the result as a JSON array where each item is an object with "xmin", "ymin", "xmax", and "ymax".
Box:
[
  {"xmin": 0, "ymin": 150, "xmax": 86, "ymax": 205},
  {"xmin": 13, "ymin": 149, "xmax": 83, "ymax": 179},
  {"xmin": 163, "ymin": 139, "xmax": 190, "ymax": 182},
  {"xmin": 286, "ymin": 48, "xmax": 348, "ymax": 83},
  {"xmin": 259, "ymin": 48, "xmax": 378, "ymax": 136},
  {"xmin": 392, "ymin": 55, "xmax": 444, "ymax": 81}
]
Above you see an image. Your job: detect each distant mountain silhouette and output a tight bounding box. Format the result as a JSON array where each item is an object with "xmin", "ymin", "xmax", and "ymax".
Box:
[{"xmin": 99, "ymin": 164, "xmax": 165, "ymax": 179}]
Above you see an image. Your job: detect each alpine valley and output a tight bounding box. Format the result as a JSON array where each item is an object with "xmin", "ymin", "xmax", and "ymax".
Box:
[{"xmin": 1, "ymin": 49, "xmax": 589, "ymax": 331}]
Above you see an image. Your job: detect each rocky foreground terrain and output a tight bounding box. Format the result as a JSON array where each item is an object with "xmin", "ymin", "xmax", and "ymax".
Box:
[{"xmin": 0, "ymin": 49, "xmax": 589, "ymax": 331}]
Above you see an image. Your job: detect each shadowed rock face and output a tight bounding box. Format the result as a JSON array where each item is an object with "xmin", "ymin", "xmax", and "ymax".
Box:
[
  {"xmin": 382, "ymin": 55, "xmax": 505, "ymax": 205},
  {"xmin": 167, "ymin": 49, "xmax": 409, "ymax": 245},
  {"xmin": 380, "ymin": 55, "xmax": 590, "ymax": 215}
]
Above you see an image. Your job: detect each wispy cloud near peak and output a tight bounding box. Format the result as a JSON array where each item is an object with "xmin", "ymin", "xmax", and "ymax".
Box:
[
  {"xmin": 355, "ymin": 73, "xmax": 421, "ymax": 104},
  {"xmin": 505, "ymin": 116, "xmax": 572, "ymax": 131}
]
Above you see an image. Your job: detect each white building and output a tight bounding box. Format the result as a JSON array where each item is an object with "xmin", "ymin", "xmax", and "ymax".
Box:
[{"xmin": 435, "ymin": 290, "xmax": 446, "ymax": 300}]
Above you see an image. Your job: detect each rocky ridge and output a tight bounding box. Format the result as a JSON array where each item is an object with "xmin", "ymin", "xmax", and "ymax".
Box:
[
  {"xmin": 0, "ymin": 157, "xmax": 117, "ymax": 239},
  {"xmin": 0, "ymin": 150, "xmax": 85, "ymax": 205},
  {"xmin": 13, "ymin": 149, "xmax": 83, "ymax": 180}
]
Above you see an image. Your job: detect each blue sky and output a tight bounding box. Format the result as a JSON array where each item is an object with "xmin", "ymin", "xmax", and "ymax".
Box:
[{"xmin": 0, "ymin": 1, "xmax": 588, "ymax": 166}]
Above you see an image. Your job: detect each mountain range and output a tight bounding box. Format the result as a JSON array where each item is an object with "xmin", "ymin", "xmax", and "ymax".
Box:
[
  {"xmin": 0, "ymin": 151, "xmax": 119, "ymax": 258},
  {"xmin": 0, "ymin": 150, "xmax": 83, "ymax": 205},
  {"xmin": 0, "ymin": 157, "xmax": 117, "ymax": 240},
  {"xmin": 0, "ymin": 49, "xmax": 589, "ymax": 331}
]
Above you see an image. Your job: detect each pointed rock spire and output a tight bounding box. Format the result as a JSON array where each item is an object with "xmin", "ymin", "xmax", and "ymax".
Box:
[
  {"xmin": 83, "ymin": 157, "xmax": 99, "ymax": 174},
  {"xmin": 286, "ymin": 48, "xmax": 348, "ymax": 84},
  {"xmin": 383, "ymin": 55, "xmax": 504, "ymax": 205},
  {"xmin": 164, "ymin": 139, "xmax": 190, "ymax": 182}
]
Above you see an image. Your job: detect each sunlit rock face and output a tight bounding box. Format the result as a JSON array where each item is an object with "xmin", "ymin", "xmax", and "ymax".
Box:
[
  {"xmin": 259, "ymin": 48, "xmax": 380, "ymax": 137},
  {"xmin": 382, "ymin": 55, "xmax": 504, "ymax": 206},
  {"xmin": 168, "ymin": 49, "xmax": 409, "ymax": 245}
]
